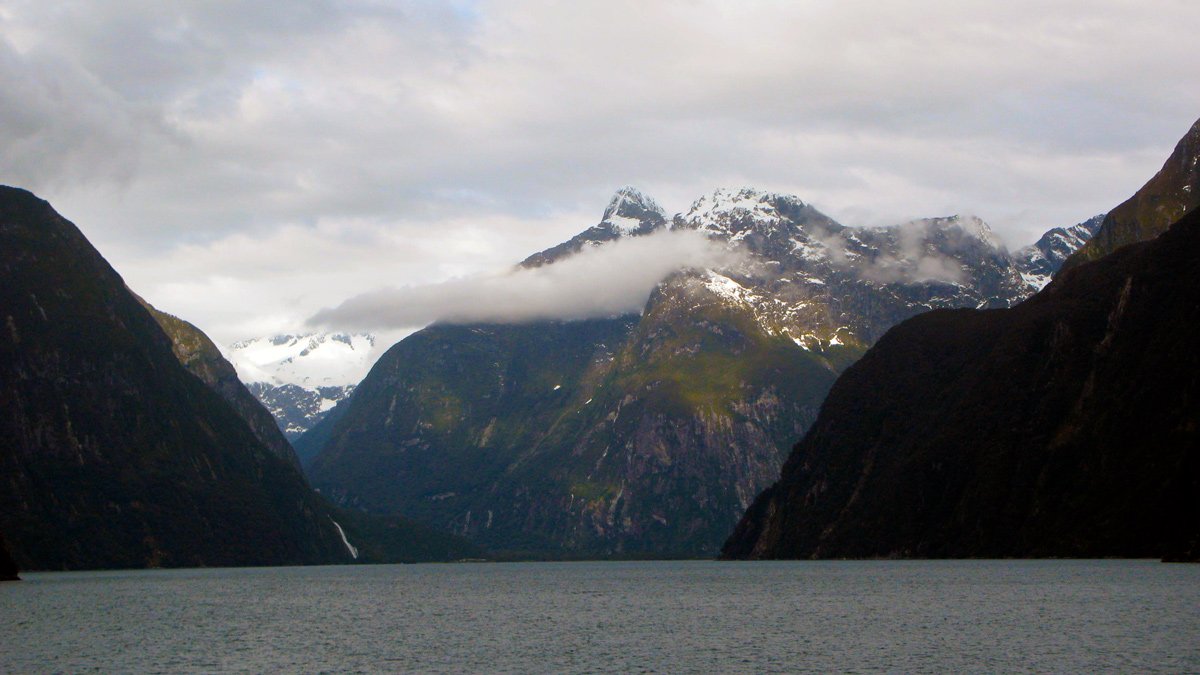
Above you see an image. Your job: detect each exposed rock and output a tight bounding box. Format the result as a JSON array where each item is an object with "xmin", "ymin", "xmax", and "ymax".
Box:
[{"xmin": 228, "ymin": 332, "xmax": 375, "ymax": 445}]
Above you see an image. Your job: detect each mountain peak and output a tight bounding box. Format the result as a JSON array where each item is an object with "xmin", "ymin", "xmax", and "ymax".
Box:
[
  {"xmin": 520, "ymin": 187, "xmax": 667, "ymax": 268},
  {"xmin": 683, "ymin": 187, "xmax": 806, "ymax": 224},
  {"xmin": 600, "ymin": 186, "xmax": 667, "ymax": 233},
  {"xmin": 675, "ymin": 187, "xmax": 842, "ymax": 246}
]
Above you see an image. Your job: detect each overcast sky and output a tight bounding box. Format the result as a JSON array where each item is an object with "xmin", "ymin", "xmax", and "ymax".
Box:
[{"xmin": 2, "ymin": 0, "xmax": 1198, "ymax": 345}]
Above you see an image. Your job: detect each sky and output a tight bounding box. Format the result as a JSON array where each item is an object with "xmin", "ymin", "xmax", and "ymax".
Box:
[{"xmin": 2, "ymin": 0, "xmax": 1198, "ymax": 347}]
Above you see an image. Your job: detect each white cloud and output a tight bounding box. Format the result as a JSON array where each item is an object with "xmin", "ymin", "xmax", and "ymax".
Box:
[
  {"xmin": 308, "ymin": 229, "xmax": 743, "ymax": 328},
  {"xmin": 114, "ymin": 209, "xmax": 594, "ymax": 343}
]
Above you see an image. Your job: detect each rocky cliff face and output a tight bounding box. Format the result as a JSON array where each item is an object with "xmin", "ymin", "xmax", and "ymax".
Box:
[
  {"xmin": 305, "ymin": 187, "xmax": 1076, "ymax": 557},
  {"xmin": 0, "ymin": 186, "xmax": 480, "ymax": 569},
  {"xmin": 1063, "ymin": 117, "xmax": 1200, "ymax": 270},
  {"xmin": 723, "ymin": 206, "xmax": 1200, "ymax": 561}
]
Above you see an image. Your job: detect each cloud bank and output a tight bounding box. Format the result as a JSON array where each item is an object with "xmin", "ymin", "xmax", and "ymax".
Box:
[
  {"xmin": 309, "ymin": 230, "xmax": 742, "ymax": 329},
  {"xmin": 2, "ymin": 0, "xmax": 1198, "ymax": 341}
]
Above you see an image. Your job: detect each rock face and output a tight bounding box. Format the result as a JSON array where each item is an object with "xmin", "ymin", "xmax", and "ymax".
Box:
[
  {"xmin": 305, "ymin": 187, "xmax": 1075, "ymax": 557},
  {"xmin": 228, "ymin": 333, "xmax": 376, "ymax": 448},
  {"xmin": 722, "ymin": 207, "xmax": 1200, "ymax": 561},
  {"xmin": 0, "ymin": 187, "xmax": 478, "ymax": 569},
  {"xmin": 1063, "ymin": 117, "xmax": 1200, "ymax": 270}
]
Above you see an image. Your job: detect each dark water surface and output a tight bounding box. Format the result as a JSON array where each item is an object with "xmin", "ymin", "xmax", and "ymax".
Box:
[{"xmin": 2, "ymin": 560, "xmax": 1197, "ymax": 673}]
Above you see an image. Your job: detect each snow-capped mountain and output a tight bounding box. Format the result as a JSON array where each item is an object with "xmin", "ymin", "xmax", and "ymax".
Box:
[
  {"xmin": 669, "ymin": 188, "xmax": 1031, "ymax": 346},
  {"xmin": 227, "ymin": 333, "xmax": 376, "ymax": 439},
  {"xmin": 1013, "ymin": 215, "xmax": 1105, "ymax": 290}
]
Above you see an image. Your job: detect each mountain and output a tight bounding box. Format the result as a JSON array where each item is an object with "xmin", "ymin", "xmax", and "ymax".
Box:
[
  {"xmin": 1063, "ymin": 117, "xmax": 1200, "ymax": 269},
  {"xmin": 1013, "ymin": 214, "xmax": 1105, "ymax": 290},
  {"xmin": 0, "ymin": 530, "xmax": 17, "ymax": 580},
  {"xmin": 227, "ymin": 332, "xmax": 376, "ymax": 447},
  {"xmin": 304, "ymin": 187, "xmax": 1069, "ymax": 557},
  {"xmin": 0, "ymin": 186, "xmax": 476, "ymax": 569}
]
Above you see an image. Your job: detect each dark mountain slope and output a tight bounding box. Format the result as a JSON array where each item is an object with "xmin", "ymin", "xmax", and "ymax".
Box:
[
  {"xmin": 144, "ymin": 304, "xmax": 303, "ymax": 472},
  {"xmin": 1063, "ymin": 117, "xmax": 1200, "ymax": 270},
  {"xmin": 307, "ymin": 318, "xmax": 645, "ymax": 553},
  {"xmin": 0, "ymin": 186, "xmax": 358, "ymax": 570},
  {"xmin": 723, "ymin": 208, "xmax": 1200, "ymax": 560}
]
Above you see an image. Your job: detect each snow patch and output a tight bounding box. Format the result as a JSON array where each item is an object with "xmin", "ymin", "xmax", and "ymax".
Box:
[
  {"xmin": 702, "ymin": 271, "xmax": 751, "ymax": 304},
  {"xmin": 1021, "ymin": 272, "xmax": 1051, "ymax": 291},
  {"xmin": 606, "ymin": 213, "xmax": 643, "ymax": 234}
]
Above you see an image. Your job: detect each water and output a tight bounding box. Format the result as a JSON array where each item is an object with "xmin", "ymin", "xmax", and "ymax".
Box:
[{"xmin": 2, "ymin": 560, "xmax": 1197, "ymax": 673}]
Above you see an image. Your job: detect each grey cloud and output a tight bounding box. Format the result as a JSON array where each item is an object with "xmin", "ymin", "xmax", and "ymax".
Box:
[
  {"xmin": 856, "ymin": 251, "xmax": 967, "ymax": 286},
  {"xmin": 308, "ymin": 229, "xmax": 743, "ymax": 329},
  {"xmin": 0, "ymin": 40, "xmax": 154, "ymax": 190},
  {"xmin": 809, "ymin": 219, "xmax": 974, "ymax": 286}
]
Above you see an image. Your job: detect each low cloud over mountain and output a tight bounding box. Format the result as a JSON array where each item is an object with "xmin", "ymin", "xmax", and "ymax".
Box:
[{"xmin": 309, "ymin": 229, "xmax": 742, "ymax": 329}]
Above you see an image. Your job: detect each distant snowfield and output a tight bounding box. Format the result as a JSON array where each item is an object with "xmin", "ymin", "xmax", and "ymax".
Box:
[
  {"xmin": 228, "ymin": 333, "xmax": 377, "ymax": 388},
  {"xmin": 225, "ymin": 332, "xmax": 381, "ymax": 439}
]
